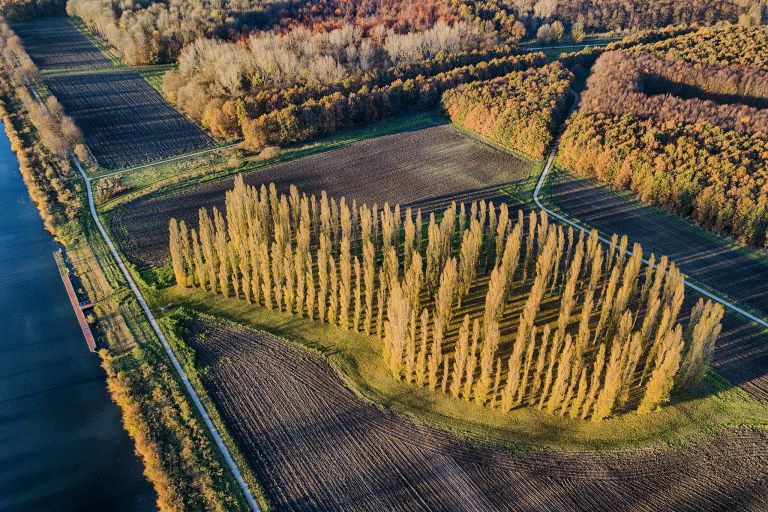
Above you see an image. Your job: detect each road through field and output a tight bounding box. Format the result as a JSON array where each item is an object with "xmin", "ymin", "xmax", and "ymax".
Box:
[{"xmin": 72, "ymin": 158, "xmax": 261, "ymax": 511}]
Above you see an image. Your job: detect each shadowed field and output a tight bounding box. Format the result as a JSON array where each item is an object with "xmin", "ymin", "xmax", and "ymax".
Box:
[
  {"xmin": 12, "ymin": 18, "xmax": 112, "ymax": 70},
  {"xmin": 46, "ymin": 72, "xmax": 213, "ymax": 169},
  {"xmin": 185, "ymin": 315, "xmax": 768, "ymax": 512}
]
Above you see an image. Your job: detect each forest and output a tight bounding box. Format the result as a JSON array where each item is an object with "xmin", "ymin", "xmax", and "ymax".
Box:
[
  {"xmin": 442, "ymin": 62, "xmax": 573, "ymax": 159},
  {"xmin": 562, "ymin": 23, "xmax": 768, "ymax": 248},
  {"xmin": 168, "ymin": 178, "xmax": 724, "ymax": 420},
  {"xmin": 51, "ymin": 0, "xmax": 763, "ymax": 65},
  {"xmin": 581, "ymin": 51, "xmax": 768, "ymax": 133},
  {"xmin": 558, "ymin": 113, "xmax": 768, "ymax": 248},
  {"xmin": 627, "ymin": 24, "xmax": 768, "ymax": 67},
  {"xmin": 0, "ymin": 0, "xmax": 65, "ymax": 20}
]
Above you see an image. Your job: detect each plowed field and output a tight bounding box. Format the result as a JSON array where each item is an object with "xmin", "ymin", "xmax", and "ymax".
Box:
[
  {"xmin": 109, "ymin": 125, "xmax": 532, "ymax": 266},
  {"xmin": 186, "ymin": 316, "xmax": 768, "ymax": 512},
  {"xmin": 12, "ymin": 18, "xmax": 112, "ymax": 71},
  {"xmin": 46, "ymin": 72, "xmax": 213, "ymax": 169}
]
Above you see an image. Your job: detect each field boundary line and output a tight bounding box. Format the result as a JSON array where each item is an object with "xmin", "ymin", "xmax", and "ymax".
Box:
[
  {"xmin": 72, "ymin": 156, "xmax": 261, "ymax": 511},
  {"xmin": 95, "ymin": 142, "xmax": 241, "ymax": 179},
  {"xmin": 534, "ymin": 92, "xmax": 768, "ymax": 331}
]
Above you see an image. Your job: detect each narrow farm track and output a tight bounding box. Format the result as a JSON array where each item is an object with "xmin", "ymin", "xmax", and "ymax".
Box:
[
  {"xmin": 71, "ymin": 158, "xmax": 261, "ymax": 511},
  {"xmin": 188, "ymin": 316, "xmax": 768, "ymax": 512}
]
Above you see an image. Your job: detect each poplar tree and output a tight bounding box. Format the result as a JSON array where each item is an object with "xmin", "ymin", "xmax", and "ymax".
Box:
[
  {"xmin": 428, "ymin": 316, "xmax": 444, "ymax": 390},
  {"xmin": 363, "ymin": 240, "xmax": 375, "ymax": 335},
  {"xmin": 677, "ymin": 300, "xmax": 724, "ymax": 390},
  {"xmin": 475, "ymin": 319, "xmax": 500, "ymax": 404},
  {"xmin": 638, "ymin": 326, "xmax": 684, "ymax": 413},
  {"xmin": 353, "ymin": 256, "xmax": 362, "ymax": 332},
  {"xmin": 450, "ymin": 315, "xmax": 471, "ymax": 398},
  {"xmin": 416, "ymin": 308, "xmax": 429, "ymax": 386},
  {"xmin": 169, "ymin": 218, "xmax": 186, "ymax": 287}
]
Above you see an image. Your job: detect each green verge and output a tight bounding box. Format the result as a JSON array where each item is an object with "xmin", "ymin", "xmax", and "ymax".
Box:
[{"xmin": 144, "ymin": 284, "xmax": 768, "ymax": 453}]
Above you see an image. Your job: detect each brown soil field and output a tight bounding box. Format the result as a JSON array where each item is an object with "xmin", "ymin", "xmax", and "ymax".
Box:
[
  {"xmin": 46, "ymin": 72, "xmax": 213, "ymax": 169},
  {"xmin": 12, "ymin": 18, "xmax": 112, "ymax": 71},
  {"xmin": 546, "ymin": 172, "xmax": 768, "ymax": 400},
  {"xmin": 110, "ymin": 125, "xmax": 532, "ymax": 267},
  {"xmin": 185, "ymin": 315, "xmax": 768, "ymax": 512}
]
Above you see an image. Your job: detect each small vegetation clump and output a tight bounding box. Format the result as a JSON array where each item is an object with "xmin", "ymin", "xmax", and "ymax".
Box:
[
  {"xmin": 442, "ymin": 62, "xmax": 573, "ymax": 159},
  {"xmin": 168, "ymin": 178, "xmax": 724, "ymax": 420}
]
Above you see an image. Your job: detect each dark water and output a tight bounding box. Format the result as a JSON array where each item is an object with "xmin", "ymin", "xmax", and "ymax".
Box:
[{"xmin": 0, "ymin": 123, "xmax": 156, "ymax": 511}]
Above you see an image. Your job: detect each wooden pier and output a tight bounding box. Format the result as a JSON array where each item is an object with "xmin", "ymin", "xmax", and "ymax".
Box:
[{"xmin": 54, "ymin": 250, "xmax": 97, "ymax": 352}]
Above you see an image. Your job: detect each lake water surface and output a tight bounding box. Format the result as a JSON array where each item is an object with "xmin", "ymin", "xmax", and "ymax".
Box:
[{"xmin": 0, "ymin": 122, "xmax": 155, "ymax": 511}]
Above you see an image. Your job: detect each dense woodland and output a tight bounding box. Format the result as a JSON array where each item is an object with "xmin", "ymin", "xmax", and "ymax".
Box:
[
  {"xmin": 65, "ymin": 0, "xmax": 288, "ymax": 64},
  {"xmin": 169, "ymin": 179, "xmax": 723, "ymax": 419},
  {"xmin": 558, "ymin": 113, "xmax": 768, "ymax": 248},
  {"xmin": 0, "ymin": 0, "xmax": 65, "ymax": 20},
  {"xmin": 443, "ymin": 63, "xmax": 572, "ymax": 159},
  {"xmin": 564, "ymin": 24, "xmax": 768, "ymax": 248},
  {"xmin": 581, "ymin": 51, "xmax": 768, "ymax": 134},
  {"xmin": 628, "ymin": 24, "xmax": 768, "ymax": 68}
]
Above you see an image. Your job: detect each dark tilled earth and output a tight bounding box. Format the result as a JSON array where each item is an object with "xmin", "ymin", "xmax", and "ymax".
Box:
[
  {"xmin": 46, "ymin": 72, "xmax": 213, "ymax": 169},
  {"xmin": 188, "ymin": 316, "xmax": 768, "ymax": 512},
  {"xmin": 11, "ymin": 17, "xmax": 112, "ymax": 70},
  {"xmin": 110, "ymin": 125, "xmax": 532, "ymax": 267}
]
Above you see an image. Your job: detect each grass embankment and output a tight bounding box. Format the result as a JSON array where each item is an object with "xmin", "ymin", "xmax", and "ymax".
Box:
[
  {"xmin": 0, "ymin": 71, "xmax": 261, "ymax": 511},
  {"xmin": 148, "ymin": 285, "xmax": 768, "ymax": 453}
]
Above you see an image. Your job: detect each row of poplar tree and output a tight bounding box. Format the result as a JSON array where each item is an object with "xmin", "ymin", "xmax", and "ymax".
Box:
[{"xmin": 169, "ymin": 177, "xmax": 724, "ymax": 420}]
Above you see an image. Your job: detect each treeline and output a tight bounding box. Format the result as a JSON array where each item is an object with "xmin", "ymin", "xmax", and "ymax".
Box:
[
  {"xmin": 239, "ymin": 52, "xmax": 544, "ymax": 149},
  {"xmin": 168, "ymin": 179, "xmax": 724, "ymax": 419},
  {"xmin": 550, "ymin": 0, "xmax": 761, "ymax": 32},
  {"xmin": 279, "ymin": 0, "xmax": 462, "ymax": 34},
  {"xmin": 581, "ymin": 51, "xmax": 768, "ymax": 134},
  {"xmin": 442, "ymin": 63, "xmax": 573, "ymax": 159},
  {"xmin": 627, "ymin": 24, "xmax": 768, "ymax": 68},
  {"xmin": 558, "ymin": 112, "xmax": 768, "ymax": 248},
  {"xmin": 66, "ymin": 0, "xmax": 288, "ymax": 65},
  {"xmin": 449, "ymin": 0, "xmax": 757, "ymax": 42},
  {"xmin": 0, "ymin": 0, "xmax": 65, "ymax": 21},
  {"xmin": 101, "ymin": 350, "xmax": 247, "ymax": 512},
  {"xmin": 0, "ymin": 19, "xmax": 84, "ymax": 235},
  {"xmin": 165, "ymin": 41, "xmax": 523, "ymax": 139}
]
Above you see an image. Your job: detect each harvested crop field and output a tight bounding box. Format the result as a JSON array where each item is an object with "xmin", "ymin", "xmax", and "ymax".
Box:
[
  {"xmin": 110, "ymin": 125, "xmax": 532, "ymax": 266},
  {"xmin": 11, "ymin": 18, "xmax": 112, "ymax": 71},
  {"xmin": 46, "ymin": 72, "xmax": 213, "ymax": 169},
  {"xmin": 185, "ymin": 315, "xmax": 768, "ymax": 511}
]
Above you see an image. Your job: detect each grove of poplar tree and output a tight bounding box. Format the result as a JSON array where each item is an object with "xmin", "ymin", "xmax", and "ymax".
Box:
[{"xmin": 169, "ymin": 177, "xmax": 724, "ymax": 420}]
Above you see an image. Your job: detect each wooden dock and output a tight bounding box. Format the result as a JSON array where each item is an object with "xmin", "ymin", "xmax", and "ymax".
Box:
[{"xmin": 54, "ymin": 250, "xmax": 97, "ymax": 352}]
